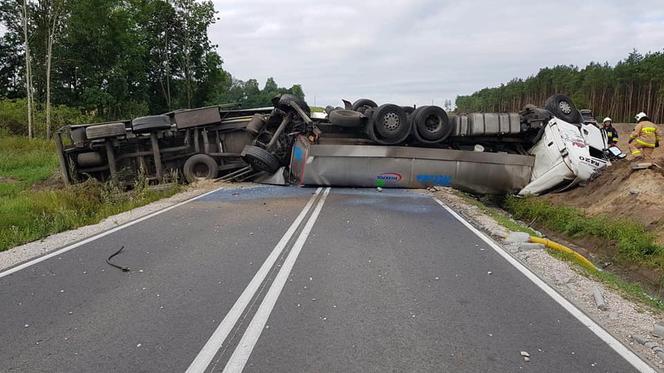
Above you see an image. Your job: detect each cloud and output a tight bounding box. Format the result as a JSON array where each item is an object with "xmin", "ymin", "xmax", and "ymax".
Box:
[{"xmin": 210, "ymin": 0, "xmax": 664, "ymax": 107}]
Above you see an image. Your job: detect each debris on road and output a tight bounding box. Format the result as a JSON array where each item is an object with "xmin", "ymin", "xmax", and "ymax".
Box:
[
  {"xmin": 106, "ymin": 246, "xmax": 130, "ymax": 272},
  {"xmin": 433, "ymin": 188, "xmax": 664, "ymax": 370},
  {"xmin": 506, "ymin": 232, "xmax": 530, "ymax": 243},
  {"xmin": 592, "ymin": 286, "xmax": 608, "ymax": 311},
  {"xmin": 653, "ymin": 322, "xmax": 664, "ymax": 338}
]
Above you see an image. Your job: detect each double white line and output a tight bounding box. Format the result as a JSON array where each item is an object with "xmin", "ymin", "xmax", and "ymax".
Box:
[{"xmin": 186, "ymin": 187, "xmax": 331, "ymax": 373}]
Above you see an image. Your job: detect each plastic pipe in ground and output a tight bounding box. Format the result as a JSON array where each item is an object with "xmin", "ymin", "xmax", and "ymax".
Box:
[{"xmin": 529, "ymin": 236, "xmax": 597, "ymax": 272}]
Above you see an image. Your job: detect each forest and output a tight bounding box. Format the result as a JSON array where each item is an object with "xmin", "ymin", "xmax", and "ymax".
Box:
[
  {"xmin": 455, "ymin": 50, "xmax": 664, "ymax": 123},
  {"xmin": 0, "ymin": 0, "xmax": 305, "ymax": 138}
]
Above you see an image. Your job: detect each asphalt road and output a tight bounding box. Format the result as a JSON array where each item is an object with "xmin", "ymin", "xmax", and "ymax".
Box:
[{"xmin": 0, "ymin": 186, "xmax": 651, "ymax": 372}]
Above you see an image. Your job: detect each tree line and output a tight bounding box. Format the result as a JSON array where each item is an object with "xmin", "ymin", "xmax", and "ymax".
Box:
[
  {"xmin": 455, "ymin": 50, "xmax": 664, "ymax": 123},
  {"xmin": 0, "ymin": 0, "xmax": 305, "ymax": 138}
]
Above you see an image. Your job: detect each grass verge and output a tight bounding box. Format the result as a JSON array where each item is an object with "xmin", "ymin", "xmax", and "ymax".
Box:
[
  {"xmin": 0, "ymin": 135, "xmax": 182, "ymax": 252},
  {"xmin": 504, "ymin": 196, "xmax": 664, "ymax": 269},
  {"xmin": 453, "ymin": 191, "xmax": 664, "ymax": 311}
]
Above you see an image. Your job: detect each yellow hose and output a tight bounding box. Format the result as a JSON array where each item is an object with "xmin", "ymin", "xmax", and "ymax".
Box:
[{"xmin": 529, "ymin": 236, "xmax": 597, "ymax": 272}]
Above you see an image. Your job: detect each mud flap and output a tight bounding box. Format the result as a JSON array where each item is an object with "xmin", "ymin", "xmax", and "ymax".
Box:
[{"xmin": 254, "ymin": 166, "xmax": 288, "ymax": 185}]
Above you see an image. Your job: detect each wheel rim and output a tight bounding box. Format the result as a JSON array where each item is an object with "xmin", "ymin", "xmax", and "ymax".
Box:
[
  {"xmin": 192, "ymin": 163, "xmax": 210, "ymax": 179},
  {"xmin": 558, "ymin": 101, "xmax": 572, "ymax": 114},
  {"xmin": 383, "ymin": 112, "xmax": 401, "ymax": 132},
  {"xmin": 424, "ymin": 114, "xmax": 442, "ymax": 133}
]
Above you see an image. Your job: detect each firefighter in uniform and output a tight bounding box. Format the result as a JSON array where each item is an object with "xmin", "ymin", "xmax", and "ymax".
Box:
[
  {"xmin": 629, "ymin": 112, "xmax": 661, "ymax": 160},
  {"xmin": 602, "ymin": 117, "xmax": 619, "ymax": 145}
]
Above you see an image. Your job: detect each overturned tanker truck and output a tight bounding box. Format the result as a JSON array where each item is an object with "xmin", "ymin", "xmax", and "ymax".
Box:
[{"xmin": 54, "ymin": 94, "xmax": 622, "ymax": 195}]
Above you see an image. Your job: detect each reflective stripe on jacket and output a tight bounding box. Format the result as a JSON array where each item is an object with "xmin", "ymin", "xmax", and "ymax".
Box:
[
  {"xmin": 605, "ymin": 127, "xmax": 619, "ymax": 143},
  {"xmin": 630, "ymin": 120, "xmax": 661, "ymax": 147}
]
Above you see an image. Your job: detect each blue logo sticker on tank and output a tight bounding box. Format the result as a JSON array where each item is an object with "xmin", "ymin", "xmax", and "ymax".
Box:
[
  {"xmin": 416, "ymin": 174, "xmax": 452, "ymax": 186},
  {"xmin": 293, "ymin": 146, "xmax": 304, "ymax": 161}
]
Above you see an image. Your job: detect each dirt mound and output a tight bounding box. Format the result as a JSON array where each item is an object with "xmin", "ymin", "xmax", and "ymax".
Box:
[{"xmin": 545, "ymin": 122, "xmax": 664, "ymax": 244}]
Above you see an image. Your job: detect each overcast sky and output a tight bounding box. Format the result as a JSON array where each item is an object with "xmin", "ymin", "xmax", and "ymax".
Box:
[{"xmin": 211, "ymin": 0, "xmax": 664, "ymax": 107}]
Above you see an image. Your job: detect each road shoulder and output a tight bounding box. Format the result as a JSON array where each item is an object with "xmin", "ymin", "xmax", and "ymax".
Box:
[
  {"xmin": 431, "ymin": 188, "xmax": 664, "ymax": 371},
  {"xmin": 0, "ymin": 181, "xmax": 247, "ymax": 272}
]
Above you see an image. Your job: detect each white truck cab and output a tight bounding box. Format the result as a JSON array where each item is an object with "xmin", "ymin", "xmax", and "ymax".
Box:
[{"xmin": 519, "ymin": 117, "xmax": 609, "ymax": 195}]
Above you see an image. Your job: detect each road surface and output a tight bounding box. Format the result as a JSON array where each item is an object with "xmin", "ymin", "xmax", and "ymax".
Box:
[{"xmin": 0, "ymin": 186, "xmax": 651, "ymax": 372}]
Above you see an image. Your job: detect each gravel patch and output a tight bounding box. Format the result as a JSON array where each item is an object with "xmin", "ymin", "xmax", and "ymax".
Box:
[
  {"xmin": 0, "ymin": 181, "xmax": 251, "ymax": 273},
  {"xmin": 432, "ymin": 188, "xmax": 664, "ymax": 371}
]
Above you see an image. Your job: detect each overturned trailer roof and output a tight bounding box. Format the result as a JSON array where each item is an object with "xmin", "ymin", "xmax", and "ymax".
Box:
[{"xmin": 290, "ymin": 137, "xmax": 534, "ymax": 194}]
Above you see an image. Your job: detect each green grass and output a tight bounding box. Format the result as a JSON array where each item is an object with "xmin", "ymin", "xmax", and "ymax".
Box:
[
  {"xmin": 504, "ymin": 196, "xmax": 664, "ymax": 268},
  {"xmin": 454, "ymin": 192, "xmax": 538, "ymax": 236},
  {"xmin": 453, "ymin": 190, "xmax": 664, "ymax": 311},
  {"xmin": 0, "ymin": 135, "xmax": 182, "ymax": 252},
  {"xmin": 547, "ymin": 249, "xmax": 664, "ymax": 310}
]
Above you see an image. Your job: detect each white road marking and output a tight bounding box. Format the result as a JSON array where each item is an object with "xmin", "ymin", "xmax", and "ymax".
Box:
[
  {"xmin": 432, "ymin": 197, "xmax": 655, "ymax": 373},
  {"xmin": 185, "ymin": 187, "xmax": 325, "ymax": 373},
  {"xmin": 0, "ymin": 185, "xmax": 230, "ymax": 279},
  {"xmin": 222, "ymin": 187, "xmax": 331, "ymax": 373}
]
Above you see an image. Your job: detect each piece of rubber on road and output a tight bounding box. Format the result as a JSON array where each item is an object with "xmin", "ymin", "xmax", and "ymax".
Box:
[
  {"xmin": 328, "ymin": 109, "xmax": 365, "ymax": 128},
  {"xmin": 106, "ymin": 246, "xmax": 130, "ymax": 272}
]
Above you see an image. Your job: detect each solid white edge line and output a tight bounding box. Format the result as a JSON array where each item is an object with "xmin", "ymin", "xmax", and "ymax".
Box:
[
  {"xmin": 432, "ymin": 197, "xmax": 655, "ymax": 373},
  {"xmin": 0, "ymin": 185, "xmax": 231, "ymax": 279},
  {"xmin": 222, "ymin": 187, "xmax": 331, "ymax": 373},
  {"xmin": 185, "ymin": 187, "xmax": 324, "ymax": 373}
]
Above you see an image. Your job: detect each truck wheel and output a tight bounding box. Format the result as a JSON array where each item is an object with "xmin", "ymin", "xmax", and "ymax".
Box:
[
  {"xmin": 413, "ymin": 105, "xmax": 451, "ymax": 141},
  {"xmin": 241, "ymin": 145, "xmax": 281, "ymax": 173},
  {"xmin": 183, "ymin": 154, "xmax": 218, "ymax": 183},
  {"xmin": 544, "ymin": 94, "xmax": 582, "ymax": 124},
  {"xmin": 351, "ymin": 98, "xmax": 377, "ymax": 113},
  {"xmin": 329, "ymin": 109, "xmax": 365, "ymax": 128},
  {"xmin": 401, "ymin": 106, "xmax": 415, "ymax": 114},
  {"xmin": 371, "ymin": 104, "xmax": 411, "ymax": 143},
  {"xmin": 132, "ymin": 115, "xmax": 171, "ymax": 133}
]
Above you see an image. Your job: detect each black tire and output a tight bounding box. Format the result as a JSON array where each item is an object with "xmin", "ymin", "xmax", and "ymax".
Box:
[
  {"xmin": 271, "ymin": 94, "xmax": 310, "ymax": 115},
  {"xmin": 241, "ymin": 145, "xmax": 281, "ymax": 173},
  {"xmin": 544, "ymin": 94, "xmax": 582, "ymax": 124},
  {"xmin": 328, "ymin": 109, "xmax": 365, "ymax": 128},
  {"xmin": 371, "ymin": 104, "xmax": 411, "ymax": 143},
  {"xmin": 412, "ymin": 105, "xmax": 452, "ymax": 141},
  {"xmin": 132, "ymin": 115, "xmax": 171, "ymax": 133},
  {"xmin": 409, "ymin": 106, "xmax": 436, "ymax": 144},
  {"xmin": 351, "ymin": 98, "xmax": 378, "ymax": 113},
  {"xmin": 183, "ymin": 154, "xmax": 218, "ymax": 183},
  {"xmin": 324, "ymin": 105, "xmax": 335, "ymax": 115},
  {"xmin": 401, "ymin": 106, "xmax": 415, "ymax": 114}
]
